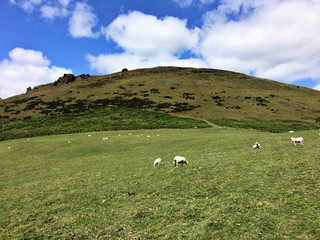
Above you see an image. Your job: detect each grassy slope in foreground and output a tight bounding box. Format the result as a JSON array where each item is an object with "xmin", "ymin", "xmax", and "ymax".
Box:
[{"xmin": 1, "ymin": 128, "xmax": 319, "ymax": 239}]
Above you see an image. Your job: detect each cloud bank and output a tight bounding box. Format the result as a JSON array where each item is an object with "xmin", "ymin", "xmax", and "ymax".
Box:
[{"xmin": 0, "ymin": 48, "xmax": 72, "ymax": 99}]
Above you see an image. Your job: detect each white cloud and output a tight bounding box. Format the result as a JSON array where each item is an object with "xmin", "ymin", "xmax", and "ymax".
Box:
[
  {"xmin": 103, "ymin": 11, "xmax": 200, "ymax": 59},
  {"xmin": 0, "ymin": 48, "xmax": 72, "ymax": 99},
  {"xmin": 89, "ymin": 11, "xmax": 202, "ymax": 73},
  {"xmin": 40, "ymin": 5, "xmax": 69, "ymax": 19},
  {"xmin": 11, "ymin": 0, "xmax": 70, "ymax": 18},
  {"xmin": 68, "ymin": 2, "xmax": 99, "ymax": 38},
  {"xmin": 11, "ymin": 0, "xmax": 99, "ymax": 38},
  {"xmin": 200, "ymin": 0, "xmax": 320, "ymax": 86}
]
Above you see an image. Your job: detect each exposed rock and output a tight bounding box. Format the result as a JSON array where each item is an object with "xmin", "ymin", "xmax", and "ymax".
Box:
[
  {"xmin": 53, "ymin": 74, "xmax": 92, "ymax": 86},
  {"xmin": 26, "ymin": 87, "xmax": 32, "ymax": 93},
  {"xmin": 54, "ymin": 74, "xmax": 76, "ymax": 86},
  {"xmin": 76, "ymin": 74, "xmax": 91, "ymax": 81}
]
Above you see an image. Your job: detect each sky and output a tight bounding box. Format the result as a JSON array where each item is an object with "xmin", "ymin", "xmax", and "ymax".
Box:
[{"xmin": 0, "ymin": 0, "xmax": 320, "ymax": 99}]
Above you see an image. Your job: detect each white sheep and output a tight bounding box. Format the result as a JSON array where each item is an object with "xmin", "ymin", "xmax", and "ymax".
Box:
[
  {"xmin": 291, "ymin": 137, "xmax": 304, "ymax": 146},
  {"xmin": 173, "ymin": 156, "xmax": 189, "ymax": 167},
  {"xmin": 154, "ymin": 158, "xmax": 162, "ymax": 166},
  {"xmin": 252, "ymin": 142, "xmax": 262, "ymax": 149}
]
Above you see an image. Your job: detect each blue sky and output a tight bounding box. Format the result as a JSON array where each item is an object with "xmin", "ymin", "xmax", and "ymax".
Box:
[{"xmin": 0, "ymin": 0, "xmax": 320, "ymax": 98}]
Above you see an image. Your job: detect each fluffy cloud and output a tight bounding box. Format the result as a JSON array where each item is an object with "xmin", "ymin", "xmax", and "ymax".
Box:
[
  {"xmin": 68, "ymin": 2, "xmax": 99, "ymax": 38},
  {"xmin": 11, "ymin": 0, "xmax": 99, "ymax": 38},
  {"xmin": 11, "ymin": 0, "xmax": 70, "ymax": 19},
  {"xmin": 0, "ymin": 48, "xmax": 72, "ymax": 99},
  {"xmin": 103, "ymin": 11, "xmax": 200, "ymax": 59},
  {"xmin": 89, "ymin": 11, "xmax": 202, "ymax": 73},
  {"xmin": 200, "ymin": 0, "xmax": 320, "ymax": 86},
  {"xmin": 40, "ymin": 5, "xmax": 69, "ymax": 19}
]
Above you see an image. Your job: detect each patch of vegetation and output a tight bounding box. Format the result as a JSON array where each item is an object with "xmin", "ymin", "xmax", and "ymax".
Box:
[
  {"xmin": 0, "ymin": 107, "xmax": 209, "ymax": 141},
  {"xmin": 210, "ymin": 118, "xmax": 319, "ymax": 133},
  {"xmin": 150, "ymin": 88, "xmax": 160, "ymax": 94},
  {"xmin": 182, "ymin": 92, "xmax": 195, "ymax": 100},
  {"xmin": 211, "ymin": 95, "xmax": 225, "ymax": 107},
  {"xmin": 171, "ymin": 102, "xmax": 200, "ymax": 113}
]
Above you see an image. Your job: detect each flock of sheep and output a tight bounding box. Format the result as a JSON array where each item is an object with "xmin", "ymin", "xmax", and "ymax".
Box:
[{"xmin": 154, "ymin": 129, "xmax": 319, "ymax": 167}]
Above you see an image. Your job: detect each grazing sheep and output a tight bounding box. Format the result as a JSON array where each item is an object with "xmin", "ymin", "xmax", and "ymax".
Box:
[
  {"xmin": 291, "ymin": 137, "xmax": 304, "ymax": 146},
  {"xmin": 252, "ymin": 142, "xmax": 262, "ymax": 149},
  {"xmin": 154, "ymin": 158, "xmax": 162, "ymax": 166},
  {"xmin": 288, "ymin": 131, "xmax": 294, "ymax": 133},
  {"xmin": 173, "ymin": 156, "xmax": 189, "ymax": 167}
]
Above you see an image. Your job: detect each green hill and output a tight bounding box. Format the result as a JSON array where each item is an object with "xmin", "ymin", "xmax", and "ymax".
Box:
[{"xmin": 1, "ymin": 67, "xmax": 319, "ymax": 140}]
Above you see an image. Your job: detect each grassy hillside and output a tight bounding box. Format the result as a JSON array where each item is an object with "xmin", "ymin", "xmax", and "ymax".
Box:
[
  {"xmin": 1, "ymin": 128, "xmax": 319, "ymax": 239},
  {"xmin": 0, "ymin": 67, "xmax": 319, "ymax": 140},
  {"xmin": 0, "ymin": 107, "xmax": 209, "ymax": 141}
]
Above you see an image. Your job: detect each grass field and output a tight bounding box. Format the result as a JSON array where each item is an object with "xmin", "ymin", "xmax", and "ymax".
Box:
[{"xmin": 1, "ymin": 128, "xmax": 320, "ymax": 239}]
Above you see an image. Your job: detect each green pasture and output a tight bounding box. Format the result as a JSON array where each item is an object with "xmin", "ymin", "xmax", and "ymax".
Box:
[{"xmin": 1, "ymin": 128, "xmax": 319, "ymax": 239}]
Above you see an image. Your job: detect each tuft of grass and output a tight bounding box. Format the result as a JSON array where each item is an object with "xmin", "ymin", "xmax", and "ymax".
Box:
[{"xmin": 210, "ymin": 118, "xmax": 319, "ymax": 133}]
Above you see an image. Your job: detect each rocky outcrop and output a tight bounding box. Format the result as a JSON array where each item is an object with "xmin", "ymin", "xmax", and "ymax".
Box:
[
  {"xmin": 76, "ymin": 74, "xmax": 91, "ymax": 81},
  {"xmin": 53, "ymin": 74, "xmax": 92, "ymax": 86},
  {"xmin": 54, "ymin": 74, "xmax": 76, "ymax": 86}
]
